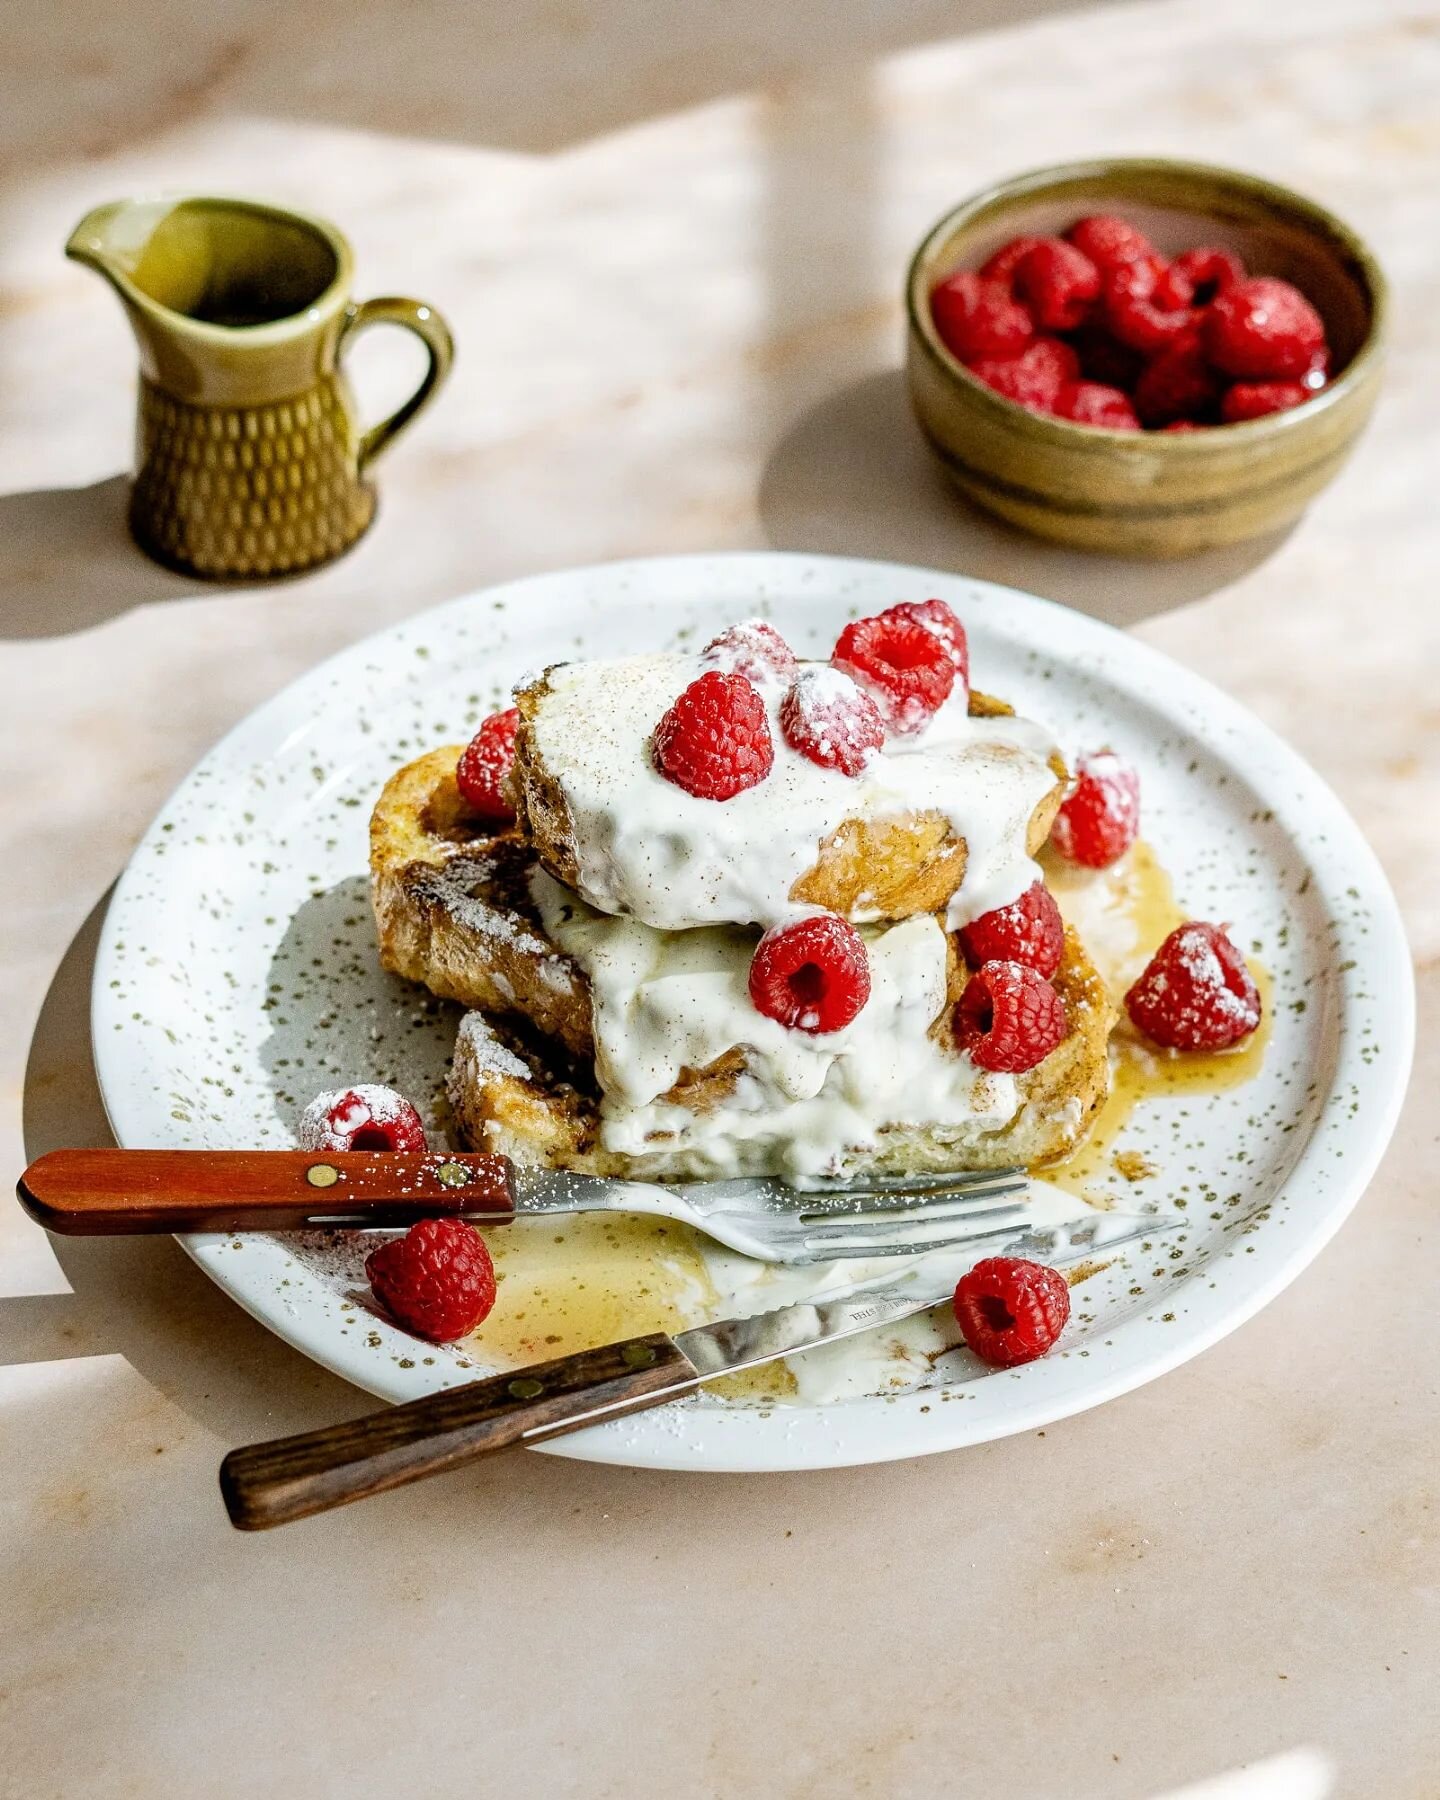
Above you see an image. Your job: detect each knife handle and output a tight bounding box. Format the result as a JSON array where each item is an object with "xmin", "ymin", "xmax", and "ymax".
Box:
[
  {"xmin": 220, "ymin": 1333, "xmax": 697, "ymax": 1529},
  {"xmin": 16, "ymin": 1148, "xmax": 516, "ymax": 1235}
]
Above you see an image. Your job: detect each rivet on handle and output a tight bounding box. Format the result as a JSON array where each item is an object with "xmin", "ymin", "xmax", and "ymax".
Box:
[
  {"xmin": 436, "ymin": 1161, "xmax": 471, "ymax": 1188},
  {"xmin": 305, "ymin": 1163, "xmax": 340, "ymax": 1188},
  {"xmin": 508, "ymin": 1377, "xmax": 545, "ymax": 1400},
  {"xmin": 621, "ymin": 1342, "xmax": 658, "ymax": 1368}
]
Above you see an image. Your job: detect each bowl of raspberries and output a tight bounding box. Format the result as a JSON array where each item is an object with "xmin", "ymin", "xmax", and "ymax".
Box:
[{"xmin": 906, "ymin": 158, "xmax": 1386, "ymax": 556}]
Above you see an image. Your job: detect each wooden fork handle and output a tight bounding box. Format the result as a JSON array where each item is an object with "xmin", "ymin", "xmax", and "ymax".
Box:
[
  {"xmin": 16, "ymin": 1148, "xmax": 516, "ymax": 1235},
  {"xmin": 220, "ymin": 1333, "xmax": 698, "ymax": 1529}
]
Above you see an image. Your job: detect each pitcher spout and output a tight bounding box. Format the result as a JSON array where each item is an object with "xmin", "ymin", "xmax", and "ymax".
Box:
[{"xmin": 65, "ymin": 198, "xmax": 174, "ymax": 297}]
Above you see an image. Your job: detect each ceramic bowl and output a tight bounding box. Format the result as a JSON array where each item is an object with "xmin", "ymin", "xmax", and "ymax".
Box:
[{"xmin": 905, "ymin": 158, "xmax": 1387, "ymax": 556}]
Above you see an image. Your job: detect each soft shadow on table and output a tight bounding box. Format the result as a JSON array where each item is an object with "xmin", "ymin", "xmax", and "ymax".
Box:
[
  {"xmin": 0, "ymin": 477, "xmax": 206, "ymax": 639},
  {"xmin": 758, "ymin": 370, "xmax": 1295, "ymax": 630}
]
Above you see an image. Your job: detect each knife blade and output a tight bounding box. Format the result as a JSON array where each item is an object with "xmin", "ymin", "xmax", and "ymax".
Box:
[{"xmin": 220, "ymin": 1208, "xmax": 1178, "ymax": 1528}]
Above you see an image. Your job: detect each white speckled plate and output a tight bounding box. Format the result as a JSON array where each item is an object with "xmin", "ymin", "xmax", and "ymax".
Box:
[{"xmin": 92, "ymin": 554, "xmax": 1413, "ymax": 1470}]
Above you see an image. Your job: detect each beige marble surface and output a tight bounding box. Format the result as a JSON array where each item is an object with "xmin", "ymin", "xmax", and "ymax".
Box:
[{"xmin": 2, "ymin": 0, "xmax": 1438, "ymax": 1794}]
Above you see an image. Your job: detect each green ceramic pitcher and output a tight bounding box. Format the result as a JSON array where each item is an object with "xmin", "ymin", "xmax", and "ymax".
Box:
[{"xmin": 67, "ymin": 196, "xmax": 454, "ymax": 580}]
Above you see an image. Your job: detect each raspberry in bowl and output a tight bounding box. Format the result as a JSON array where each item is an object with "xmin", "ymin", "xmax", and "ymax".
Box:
[{"xmin": 907, "ymin": 157, "xmax": 1386, "ymax": 555}]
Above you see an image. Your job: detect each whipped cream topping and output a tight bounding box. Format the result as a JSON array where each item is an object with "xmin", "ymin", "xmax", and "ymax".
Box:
[
  {"xmin": 526, "ymin": 651, "xmax": 1060, "ymax": 933},
  {"xmin": 532, "ymin": 870, "xmax": 1022, "ymax": 1182}
]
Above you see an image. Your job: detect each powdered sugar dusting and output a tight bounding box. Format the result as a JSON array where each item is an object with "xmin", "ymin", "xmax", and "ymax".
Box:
[
  {"xmin": 297, "ymin": 1083, "xmax": 422, "ymax": 1151},
  {"xmin": 701, "ymin": 619, "xmax": 797, "ymax": 689}
]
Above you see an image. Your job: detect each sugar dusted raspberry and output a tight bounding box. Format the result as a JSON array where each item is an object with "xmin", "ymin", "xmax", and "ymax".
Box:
[
  {"xmin": 969, "ymin": 336, "xmax": 1079, "ymax": 412},
  {"xmin": 654, "ymin": 671, "xmax": 774, "ymax": 801},
  {"xmin": 780, "ymin": 666, "xmax": 884, "ymax": 777},
  {"xmin": 1125, "ymin": 921, "xmax": 1262, "ymax": 1051},
  {"xmin": 1102, "ymin": 254, "xmax": 1196, "ymax": 356},
  {"xmin": 957, "ymin": 882, "xmax": 1064, "ymax": 980},
  {"xmin": 832, "ymin": 604, "xmax": 956, "ymax": 734},
  {"xmin": 979, "ymin": 234, "xmax": 1048, "ymax": 287},
  {"xmin": 702, "ymin": 619, "xmax": 797, "ymax": 686},
  {"xmin": 1203, "ymin": 277, "xmax": 1326, "ymax": 380},
  {"xmin": 955, "ymin": 960, "xmax": 1066, "ymax": 1073},
  {"xmin": 1065, "ymin": 214, "xmax": 1156, "ymax": 274},
  {"xmin": 365, "ymin": 1217, "xmax": 497, "ymax": 1344},
  {"xmin": 1057, "ymin": 382, "xmax": 1141, "ymax": 430},
  {"xmin": 1051, "ymin": 749, "xmax": 1140, "ymax": 868},
  {"xmin": 298, "ymin": 1084, "xmax": 428, "ymax": 1154},
  {"xmin": 1161, "ymin": 245, "xmax": 1245, "ymax": 307},
  {"xmin": 1135, "ymin": 335, "xmax": 1223, "ymax": 428},
  {"xmin": 953, "ymin": 1256, "xmax": 1070, "ymax": 1367},
  {"xmin": 1013, "ymin": 238, "xmax": 1101, "ymax": 332},
  {"xmin": 930, "ymin": 271, "xmax": 1035, "ymax": 364},
  {"xmin": 749, "ymin": 914, "xmax": 871, "ymax": 1035},
  {"xmin": 456, "ymin": 708, "xmax": 520, "ymax": 824},
  {"xmin": 887, "ymin": 598, "xmax": 969, "ymax": 693},
  {"xmin": 1220, "ymin": 380, "xmax": 1311, "ymax": 423}
]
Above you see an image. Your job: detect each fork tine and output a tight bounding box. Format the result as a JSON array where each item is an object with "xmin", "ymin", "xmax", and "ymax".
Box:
[
  {"xmin": 796, "ymin": 1194, "xmax": 1026, "ymax": 1242},
  {"xmin": 787, "ymin": 1165, "xmax": 1025, "ymax": 1199},
  {"xmin": 797, "ymin": 1201, "xmax": 1028, "ymax": 1256},
  {"xmin": 795, "ymin": 1177, "xmax": 1030, "ymax": 1222}
]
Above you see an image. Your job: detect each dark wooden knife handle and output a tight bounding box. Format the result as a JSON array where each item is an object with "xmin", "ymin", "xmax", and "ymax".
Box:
[
  {"xmin": 220, "ymin": 1333, "xmax": 697, "ymax": 1529},
  {"xmin": 16, "ymin": 1148, "xmax": 516, "ymax": 1235}
]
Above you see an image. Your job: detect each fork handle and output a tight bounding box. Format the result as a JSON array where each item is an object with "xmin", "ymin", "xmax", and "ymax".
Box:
[
  {"xmin": 16, "ymin": 1148, "xmax": 517, "ymax": 1235},
  {"xmin": 220, "ymin": 1333, "xmax": 698, "ymax": 1529}
]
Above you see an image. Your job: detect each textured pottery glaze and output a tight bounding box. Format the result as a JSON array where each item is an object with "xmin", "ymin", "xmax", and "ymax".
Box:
[
  {"xmin": 906, "ymin": 159, "xmax": 1387, "ymax": 556},
  {"xmin": 67, "ymin": 196, "xmax": 453, "ymax": 579}
]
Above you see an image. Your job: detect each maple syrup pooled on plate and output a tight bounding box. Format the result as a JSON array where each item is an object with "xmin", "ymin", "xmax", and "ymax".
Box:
[{"xmin": 1041, "ymin": 840, "xmax": 1272, "ymax": 1208}]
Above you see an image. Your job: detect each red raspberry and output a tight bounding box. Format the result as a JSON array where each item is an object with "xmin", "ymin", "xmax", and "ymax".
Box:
[
  {"xmin": 832, "ymin": 604, "xmax": 956, "ymax": 734},
  {"xmin": 1162, "ymin": 421, "xmax": 1201, "ymax": 433},
  {"xmin": 749, "ymin": 914, "xmax": 871, "ymax": 1034},
  {"xmin": 930, "ymin": 272, "xmax": 1035, "ymax": 365},
  {"xmin": 1203, "ymin": 277, "xmax": 1326, "ymax": 380},
  {"xmin": 1057, "ymin": 382, "xmax": 1141, "ymax": 430},
  {"xmin": 654, "ymin": 671, "xmax": 774, "ymax": 801},
  {"xmin": 954, "ymin": 960, "xmax": 1066, "ymax": 1073},
  {"xmin": 1134, "ymin": 335, "xmax": 1223, "ymax": 427},
  {"xmin": 1220, "ymin": 380, "xmax": 1310, "ymax": 423},
  {"xmin": 887, "ymin": 597, "xmax": 969, "ymax": 692},
  {"xmin": 1103, "ymin": 254, "xmax": 1196, "ymax": 356},
  {"xmin": 1065, "ymin": 214, "xmax": 1156, "ymax": 274},
  {"xmin": 1161, "ymin": 245, "xmax": 1245, "ymax": 307},
  {"xmin": 456, "ymin": 708, "xmax": 520, "ymax": 824},
  {"xmin": 702, "ymin": 619, "xmax": 797, "ymax": 686},
  {"xmin": 780, "ymin": 667, "xmax": 884, "ymax": 776},
  {"xmin": 1013, "ymin": 239, "xmax": 1101, "ymax": 331},
  {"xmin": 953, "ymin": 1256, "xmax": 1070, "ymax": 1367},
  {"xmin": 365, "ymin": 1217, "xmax": 497, "ymax": 1343},
  {"xmin": 1125, "ymin": 921, "xmax": 1262, "ymax": 1051},
  {"xmin": 978, "ymin": 234, "xmax": 1048, "ymax": 287},
  {"xmin": 1051, "ymin": 749, "xmax": 1140, "ymax": 868},
  {"xmin": 970, "ymin": 336, "xmax": 1079, "ymax": 412},
  {"xmin": 297, "ymin": 1084, "xmax": 427, "ymax": 1153},
  {"xmin": 957, "ymin": 881, "xmax": 1064, "ymax": 979}
]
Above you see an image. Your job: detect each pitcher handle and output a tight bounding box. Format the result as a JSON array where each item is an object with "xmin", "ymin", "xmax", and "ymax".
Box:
[{"xmin": 339, "ymin": 296, "xmax": 454, "ymax": 469}]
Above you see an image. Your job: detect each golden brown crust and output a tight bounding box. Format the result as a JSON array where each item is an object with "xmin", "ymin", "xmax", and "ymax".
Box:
[{"xmin": 512, "ymin": 673, "xmax": 1067, "ymax": 925}]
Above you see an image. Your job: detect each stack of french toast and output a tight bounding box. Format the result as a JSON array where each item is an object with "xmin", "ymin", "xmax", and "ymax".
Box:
[{"xmin": 369, "ymin": 602, "xmax": 1116, "ymax": 1184}]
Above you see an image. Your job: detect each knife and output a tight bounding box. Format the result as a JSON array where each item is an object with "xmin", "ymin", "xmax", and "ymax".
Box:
[{"xmin": 219, "ymin": 1208, "xmax": 1177, "ymax": 1529}]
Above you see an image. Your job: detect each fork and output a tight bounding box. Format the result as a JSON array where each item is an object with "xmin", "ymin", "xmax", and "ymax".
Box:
[{"xmin": 18, "ymin": 1148, "xmax": 1031, "ymax": 1265}]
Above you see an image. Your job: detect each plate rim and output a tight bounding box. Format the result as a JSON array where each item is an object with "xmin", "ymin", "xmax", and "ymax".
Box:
[{"xmin": 90, "ymin": 550, "xmax": 1416, "ymax": 1471}]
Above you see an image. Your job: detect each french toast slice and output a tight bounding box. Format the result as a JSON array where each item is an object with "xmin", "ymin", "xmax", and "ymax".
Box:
[
  {"xmin": 370, "ymin": 745, "xmax": 593, "ymax": 1058},
  {"xmin": 447, "ymin": 926, "xmax": 1115, "ymax": 1181},
  {"xmin": 512, "ymin": 658, "xmax": 1067, "ymax": 930}
]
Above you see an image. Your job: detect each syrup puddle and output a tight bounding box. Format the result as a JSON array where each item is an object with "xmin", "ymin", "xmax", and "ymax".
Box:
[
  {"xmin": 451, "ymin": 841, "xmax": 1270, "ymax": 1402},
  {"xmin": 1042, "ymin": 842, "xmax": 1273, "ymax": 1209}
]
